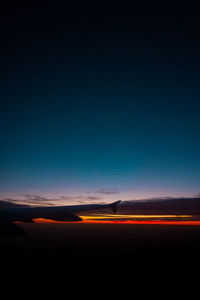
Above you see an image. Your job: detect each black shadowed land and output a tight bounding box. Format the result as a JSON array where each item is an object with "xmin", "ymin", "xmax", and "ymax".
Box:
[
  {"xmin": 0, "ymin": 200, "xmax": 200, "ymax": 284},
  {"xmin": 1, "ymin": 222, "xmax": 200, "ymax": 276}
]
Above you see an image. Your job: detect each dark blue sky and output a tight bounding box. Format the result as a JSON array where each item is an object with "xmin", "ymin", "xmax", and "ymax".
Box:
[{"xmin": 0, "ymin": 5, "xmax": 200, "ymax": 204}]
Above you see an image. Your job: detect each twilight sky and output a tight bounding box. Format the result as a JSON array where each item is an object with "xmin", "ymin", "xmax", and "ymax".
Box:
[{"xmin": 0, "ymin": 4, "xmax": 200, "ymax": 205}]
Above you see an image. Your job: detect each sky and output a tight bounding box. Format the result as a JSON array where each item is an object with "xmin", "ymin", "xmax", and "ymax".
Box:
[{"xmin": 0, "ymin": 4, "xmax": 200, "ymax": 206}]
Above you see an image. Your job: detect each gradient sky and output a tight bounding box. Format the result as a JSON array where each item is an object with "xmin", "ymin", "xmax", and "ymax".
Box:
[{"xmin": 0, "ymin": 5, "xmax": 200, "ymax": 205}]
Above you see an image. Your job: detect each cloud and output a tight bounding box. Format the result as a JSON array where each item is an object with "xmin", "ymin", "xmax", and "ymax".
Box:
[
  {"xmin": 23, "ymin": 194, "xmax": 50, "ymax": 201},
  {"xmin": 0, "ymin": 194, "xmax": 58, "ymax": 207},
  {"xmin": 94, "ymin": 188, "xmax": 119, "ymax": 195},
  {"xmin": 23, "ymin": 194, "xmax": 101, "ymax": 202},
  {"xmin": 21, "ymin": 194, "xmax": 54, "ymax": 205},
  {"xmin": 78, "ymin": 196, "xmax": 101, "ymax": 200},
  {"xmin": 0, "ymin": 193, "xmax": 103, "ymax": 207},
  {"xmin": 60, "ymin": 196, "xmax": 76, "ymax": 200}
]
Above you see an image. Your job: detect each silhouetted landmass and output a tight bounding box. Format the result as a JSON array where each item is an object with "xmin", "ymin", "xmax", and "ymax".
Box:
[
  {"xmin": 79, "ymin": 197, "xmax": 200, "ymax": 217},
  {"xmin": 119, "ymin": 197, "xmax": 200, "ymax": 215},
  {"xmin": 0, "ymin": 200, "xmax": 29, "ymax": 208},
  {"xmin": 0, "ymin": 222, "xmax": 199, "ymax": 290}
]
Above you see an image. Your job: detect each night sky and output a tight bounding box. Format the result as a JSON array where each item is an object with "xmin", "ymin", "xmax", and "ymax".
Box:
[{"xmin": 1, "ymin": 4, "xmax": 200, "ymax": 205}]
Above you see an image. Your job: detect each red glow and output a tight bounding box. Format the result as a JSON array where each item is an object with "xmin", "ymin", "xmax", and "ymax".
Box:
[
  {"xmin": 82, "ymin": 220, "xmax": 200, "ymax": 225},
  {"xmin": 32, "ymin": 218, "xmax": 200, "ymax": 225}
]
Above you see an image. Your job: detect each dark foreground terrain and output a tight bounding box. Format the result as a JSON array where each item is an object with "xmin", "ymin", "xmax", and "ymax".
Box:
[
  {"xmin": 1, "ymin": 223, "xmax": 200, "ymax": 289},
  {"xmin": 1, "ymin": 223, "xmax": 200, "ymax": 266}
]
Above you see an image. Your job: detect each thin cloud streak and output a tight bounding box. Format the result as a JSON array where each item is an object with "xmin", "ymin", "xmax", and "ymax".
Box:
[
  {"xmin": 0, "ymin": 193, "xmax": 103, "ymax": 207},
  {"xmin": 94, "ymin": 189, "xmax": 119, "ymax": 195}
]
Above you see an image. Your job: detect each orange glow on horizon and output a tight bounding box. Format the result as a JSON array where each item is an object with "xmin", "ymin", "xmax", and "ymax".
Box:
[
  {"xmin": 32, "ymin": 218, "xmax": 200, "ymax": 225},
  {"xmin": 80, "ymin": 214, "xmax": 192, "ymax": 219}
]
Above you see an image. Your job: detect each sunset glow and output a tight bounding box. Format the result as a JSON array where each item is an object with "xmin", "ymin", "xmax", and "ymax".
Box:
[
  {"xmin": 80, "ymin": 214, "xmax": 192, "ymax": 219},
  {"xmin": 32, "ymin": 214, "xmax": 200, "ymax": 225},
  {"xmin": 81, "ymin": 220, "xmax": 200, "ymax": 225}
]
